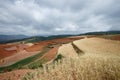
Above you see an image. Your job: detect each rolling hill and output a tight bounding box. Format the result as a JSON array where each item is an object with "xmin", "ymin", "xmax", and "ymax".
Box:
[{"xmin": 0, "ymin": 32, "xmax": 120, "ymax": 80}]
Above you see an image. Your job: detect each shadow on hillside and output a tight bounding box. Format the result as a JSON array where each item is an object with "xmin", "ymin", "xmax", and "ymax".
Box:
[{"xmin": 71, "ymin": 42, "xmax": 84, "ymax": 55}]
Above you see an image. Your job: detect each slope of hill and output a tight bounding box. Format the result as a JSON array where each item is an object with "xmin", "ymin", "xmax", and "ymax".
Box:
[
  {"xmin": 0, "ymin": 34, "xmax": 120, "ymax": 80},
  {"xmin": 57, "ymin": 43, "xmax": 78, "ymax": 57},
  {"xmin": 23, "ymin": 37, "xmax": 120, "ymax": 80},
  {"xmin": 0, "ymin": 37, "xmax": 82, "ymax": 73},
  {"xmin": 73, "ymin": 38, "xmax": 120, "ymax": 56}
]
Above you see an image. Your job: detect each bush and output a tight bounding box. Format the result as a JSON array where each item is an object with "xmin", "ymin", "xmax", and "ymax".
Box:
[{"xmin": 53, "ymin": 54, "xmax": 64, "ymax": 62}]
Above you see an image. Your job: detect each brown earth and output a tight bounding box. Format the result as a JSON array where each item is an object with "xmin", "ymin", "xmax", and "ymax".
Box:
[
  {"xmin": 0, "ymin": 50, "xmax": 40, "ymax": 67},
  {"xmin": 0, "ymin": 37, "xmax": 85, "ymax": 74},
  {"xmin": 41, "ymin": 46, "xmax": 60, "ymax": 61},
  {"xmin": 0, "ymin": 44, "xmax": 17, "ymax": 59},
  {"xmin": 0, "ymin": 37, "xmax": 84, "ymax": 59},
  {"xmin": 103, "ymin": 35, "xmax": 120, "ymax": 41},
  {"xmin": 0, "ymin": 43, "xmax": 31, "ymax": 60},
  {"xmin": 0, "ymin": 69, "xmax": 34, "ymax": 80},
  {"xmin": 111, "ymin": 35, "xmax": 120, "ymax": 40},
  {"xmin": 0, "ymin": 37, "xmax": 84, "ymax": 67},
  {"xmin": 26, "ymin": 42, "xmax": 49, "ymax": 52},
  {"xmin": 1, "ymin": 36, "xmax": 120, "ymax": 80},
  {"xmin": 26, "ymin": 37, "xmax": 83, "ymax": 52}
]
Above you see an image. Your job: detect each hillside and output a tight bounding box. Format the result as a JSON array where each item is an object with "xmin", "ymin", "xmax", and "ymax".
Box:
[
  {"xmin": 73, "ymin": 38, "xmax": 120, "ymax": 56},
  {"xmin": 0, "ymin": 34, "xmax": 120, "ymax": 80},
  {"xmin": 23, "ymin": 37, "xmax": 120, "ymax": 80}
]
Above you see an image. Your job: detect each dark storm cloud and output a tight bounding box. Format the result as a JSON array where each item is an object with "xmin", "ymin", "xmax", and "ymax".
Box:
[{"xmin": 0, "ymin": 0, "xmax": 120, "ymax": 36}]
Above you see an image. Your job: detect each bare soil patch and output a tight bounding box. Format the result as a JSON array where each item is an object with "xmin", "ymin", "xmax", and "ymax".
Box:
[
  {"xmin": 0, "ymin": 50, "xmax": 40, "ymax": 67},
  {"xmin": 0, "ymin": 69, "xmax": 34, "ymax": 80},
  {"xmin": 41, "ymin": 46, "xmax": 60, "ymax": 61},
  {"xmin": 0, "ymin": 44, "xmax": 17, "ymax": 59},
  {"xmin": 26, "ymin": 37, "xmax": 82, "ymax": 52}
]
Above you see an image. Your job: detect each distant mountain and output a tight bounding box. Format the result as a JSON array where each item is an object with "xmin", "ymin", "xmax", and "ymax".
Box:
[
  {"xmin": 81, "ymin": 31, "xmax": 120, "ymax": 35},
  {"xmin": 0, "ymin": 35, "xmax": 28, "ymax": 43},
  {"xmin": 0, "ymin": 34, "xmax": 73, "ymax": 44},
  {"xmin": 1, "ymin": 31, "xmax": 120, "ymax": 44},
  {"xmin": 7, "ymin": 35, "xmax": 73, "ymax": 43}
]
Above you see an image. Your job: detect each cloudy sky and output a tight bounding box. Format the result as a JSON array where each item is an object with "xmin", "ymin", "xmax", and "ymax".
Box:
[{"xmin": 0, "ymin": 0, "xmax": 120, "ymax": 36}]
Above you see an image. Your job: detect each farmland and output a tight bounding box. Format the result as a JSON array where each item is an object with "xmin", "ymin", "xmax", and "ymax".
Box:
[
  {"xmin": 0, "ymin": 34, "xmax": 120, "ymax": 80},
  {"xmin": 23, "ymin": 36, "xmax": 120, "ymax": 80}
]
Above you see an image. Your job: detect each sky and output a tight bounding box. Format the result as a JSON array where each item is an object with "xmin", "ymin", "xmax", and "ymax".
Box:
[{"xmin": 0, "ymin": 0, "xmax": 120, "ymax": 36}]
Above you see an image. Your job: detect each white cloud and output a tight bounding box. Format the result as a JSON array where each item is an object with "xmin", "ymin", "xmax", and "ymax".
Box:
[
  {"xmin": 55, "ymin": 22, "xmax": 79, "ymax": 31},
  {"xmin": 84, "ymin": 15, "xmax": 111, "ymax": 31},
  {"xmin": 0, "ymin": 0, "xmax": 120, "ymax": 35}
]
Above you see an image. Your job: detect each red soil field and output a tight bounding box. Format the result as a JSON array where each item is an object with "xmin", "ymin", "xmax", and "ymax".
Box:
[
  {"xmin": 26, "ymin": 37, "xmax": 82, "ymax": 52},
  {"xmin": 48, "ymin": 37, "xmax": 84, "ymax": 43},
  {"xmin": 99, "ymin": 35, "xmax": 120, "ymax": 41},
  {"xmin": 0, "ymin": 43, "xmax": 30, "ymax": 60},
  {"xmin": 0, "ymin": 44, "xmax": 17, "ymax": 59},
  {"xmin": 41, "ymin": 46, "xmax": 60, "ymax": 61},
  {"xmin": 0, "ymin": 37, "xmax": 81, "ymax": 64},
  {"xmin": 0, "ymin": 69, "xmax": 34, "ymax": 80},
  {"xmin": 109, "ymin": 35, "xmax": 120, "ymax": 40},
  {"xmin": 0, "ymin": 50, "xmax": 40, "ymax": 67},
  {"xmin": 26, "ymin": 42, "xmax": 49, "ymax": 52}
]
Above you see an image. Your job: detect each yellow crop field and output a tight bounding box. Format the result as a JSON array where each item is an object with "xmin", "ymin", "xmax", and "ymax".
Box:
[
  {"xmin": 57, "ymin": 43, "xmax": 78, "ymax": 57},
  {"xmin": 24, "ymin": 54, "xmax": 120, "ymax": 80},
  {"xmin": 73, "ymin": 38, "xmax": 120, "ymax": 56},
  {"xmin": 23, "ymin": 37, "xmax": 120, "ymax": 80}
]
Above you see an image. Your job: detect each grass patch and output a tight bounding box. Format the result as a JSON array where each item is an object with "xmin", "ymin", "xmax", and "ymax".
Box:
[{"xmin": 27, "ymin": 59, "xmax": 47, "ymax": 69}]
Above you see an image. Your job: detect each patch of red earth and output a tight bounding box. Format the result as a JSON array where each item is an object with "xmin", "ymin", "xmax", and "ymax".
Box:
[
  {"xmin": 0, "ymin": 43, "xmax": 32, "ymax": 60},
  {"xmin": 86, "ymin": 35, "xmax": 100, "ymax": 38},
  {"xmin": 26, "ymin": 42, "xmax": 49, "ymax": 52},
  {"xmin": 16, "ymin": 44, "xmax": 29, "ymax": 52},
  {"xmin": 0, "ymin": 50, "xmax": 40, "ymax": 67},
  {"xmin": 41, "ymin": 46, "xmax": 60, "ymax": 61},
  {"xmin": 0, "ymin": 69, "xmax": 34, "ymax": 80},
  {"xmin": 109, "ymin": 35, "xmax": 120, "ymax": 40},
  {"xmin": 48, "ymin": 38, "xmax": 83, "ymax": 43},
  {"xmin": 0, "ymin": 44, "xmax": 17, "ymax": 59},
  {"xmin": 26, "ymin": 37, "xmax": 82, "ymax": 52},
  {"xmin": 0, "ymin": 37, "xmax": 82, "ymax": 65}
]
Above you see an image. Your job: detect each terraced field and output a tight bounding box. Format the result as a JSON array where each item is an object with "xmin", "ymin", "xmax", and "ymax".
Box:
[
  {"xmin": 57, "ymin": 37, "xmax": 120, "ymax": 58},
  {"xmin": 0, "ymin": 37, "xmax": 83, "ymax": 72},
  {"xmin": 0, "ymin": 50, "xmax": 41, "ymax": 67},
  {"xmin": 1, "ymin": 36, "xmax": 120, "ymax": 80},
  {"xmin": 73, "ymin": 38, "xmax": 120, "ymax": 56},
  {"xmin": 22, "ymin": 37, "xmax": 120, "ymax": 80},
  {"xmin": 0, "ymin": 44, "xmax": 16, "ymax": 59},
  {"xmin": 58, "ymin": 43, "xmax": 78, "ymax": 57}
]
